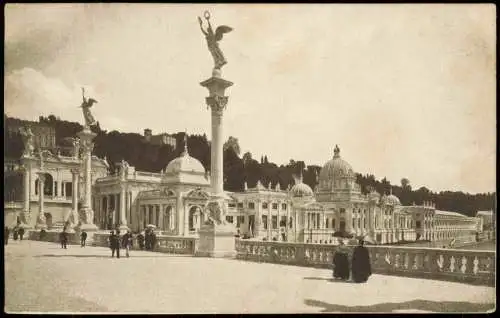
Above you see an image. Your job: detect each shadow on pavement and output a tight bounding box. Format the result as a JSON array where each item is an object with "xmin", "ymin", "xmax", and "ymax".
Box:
[
  {"xmin": 34, "ymin": 254, "xmax": 186, "ymax": 258},
  {"xmin": 303, "ymin": 277, "xmax": 356, "ymax": 284},
  {"xmin": 304, "ymin": 299, "xmax": 495, "ymax": 313}
]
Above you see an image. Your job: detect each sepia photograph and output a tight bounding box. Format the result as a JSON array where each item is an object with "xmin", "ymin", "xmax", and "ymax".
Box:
[{"xmin": 3, "ymin": 3, "xmax": 496, "ymax": 314}]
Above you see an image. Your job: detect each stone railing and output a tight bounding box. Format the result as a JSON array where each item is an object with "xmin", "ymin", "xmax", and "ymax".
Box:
[
  {"xmin": 235, "ymin": 240, "xmax": 495, "ymax": 286},
  {"xmin": 4, "ymin": 202, "xmax": 23, "ymax": 209},
  {"xmin": 28, "ymin": 229, "xmax": 80, "ymax": 245},
  {"xmin": 92, "ymin": 233, "xmax": 198, "ymax": 255}
]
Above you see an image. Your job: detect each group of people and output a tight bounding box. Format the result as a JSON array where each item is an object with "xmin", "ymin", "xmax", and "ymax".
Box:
[
  {"xmin": 108, "ymin": 230, "xmax": 133, "ymax": 258},
  {"xmin": 4, "ymin": 226, "xmax": 25, "ymax": 244},
  {"xmin": 136, "ymin": 228, "xmax": 157, "ymax": 251},
  {"xmin": 332, "ymin": 239, "xmax": 372, "ymax": 283}
]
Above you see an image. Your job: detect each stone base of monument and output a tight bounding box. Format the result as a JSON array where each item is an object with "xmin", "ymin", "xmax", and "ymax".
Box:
[{"xmin": 195, "ymin": 223, "xmax": 237, "ymax": 258}]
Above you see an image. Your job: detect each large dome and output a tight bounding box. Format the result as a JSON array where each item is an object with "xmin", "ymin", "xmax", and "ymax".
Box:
[{"xmin": 317, "ymin": 145, "xmax": 355, "ymax": 191}]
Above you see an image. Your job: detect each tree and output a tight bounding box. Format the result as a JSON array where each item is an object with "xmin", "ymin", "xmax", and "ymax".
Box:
[
  {"xmin": 223, "ymin": 136, "xmax": 240, "ymax": 156},
  {"xmin": 401, "ymin": 178, "xmax": 411, "ymax": 191},
  {"xmin": 242, "ymin": 151, "xmax": 252, "ymax": 165}
]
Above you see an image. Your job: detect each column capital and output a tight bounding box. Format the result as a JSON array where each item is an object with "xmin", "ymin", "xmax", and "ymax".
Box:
[
  {"xmin": 206, "ymin": 95, "xmax": 229, "ymax": 113},
  {"xmin": 71, "ymin": 168, "xmax": 80, "ymax": 176}
]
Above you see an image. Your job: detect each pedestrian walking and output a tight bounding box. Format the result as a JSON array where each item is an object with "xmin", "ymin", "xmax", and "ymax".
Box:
[
  {"xmin": 13, "ymin": 228, "xmax": 19, "ymax": 241},
  {"xmin": 80, "ymin": 230, "xmax": 88, "ymax": 247},
  {"xmin": 151, "ymin": 230, "xmax": 157, "ymax": 251},
  {"xmin": 4, "ymin": 227, "xmax": 10, "ymax": 245},
  {"xmin": 109, "ymin": 231, "xmax": 115, "ymax": 257},
  {"xmin": 144, "ymin": 229, "xmax": 151, "ymax": 251},
  {"xmin": 62, "ymin": 230, "xmax": 68, "ymax": 249},
  {"xmin": 114, "ymin": 230, "xmax": 121, "ymax": 258},
  {"xmin": 332, "ymin": 239, "xmax": 350, "ymax": 280},
  {"xmin": 18, "ymin": 227, "xmax": 25, "ymax": 241},
  {"xmin": 122, "ymin": 231, "xmax": 132, "ymax": 257},
  {"xmin": 60, "ymin": 231, "xmax": 65, "ymax": 248},
  {"xmin": 351, "ymin": 239, "xmax": 372, "ymax": 283}
]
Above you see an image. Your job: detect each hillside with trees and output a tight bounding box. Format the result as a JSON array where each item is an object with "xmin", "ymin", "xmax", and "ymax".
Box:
[{"xmin": 4, "ymin": 114, "xmax": 495, "ymax": 217}]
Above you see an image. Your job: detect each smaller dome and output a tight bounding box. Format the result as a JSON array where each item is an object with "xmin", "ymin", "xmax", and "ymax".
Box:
[
  {"xmin": 164, "ymin": 137, "xmax": 205, "ymax": 175},
  {"xmin": 386, "ymin": 194, "xmax": 401, "ymax": 206},
  {"xmin": 290, "ymin": 174, "xmax": 314, "ymax": 197}
]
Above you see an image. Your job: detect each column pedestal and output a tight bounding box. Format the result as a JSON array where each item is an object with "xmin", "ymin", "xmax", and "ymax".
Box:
[{"xmin": 196, "ymin": 197, "xmax": 236, "ymax": 258}]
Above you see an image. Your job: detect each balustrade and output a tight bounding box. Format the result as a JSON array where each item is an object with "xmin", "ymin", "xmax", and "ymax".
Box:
[
  {"xmin": 235, "ymin": 240, "xmax": 495, "ymax": 286},
  {"xmin": 92, "ymin": 233, "xmax": 198, "ymax": 255}
]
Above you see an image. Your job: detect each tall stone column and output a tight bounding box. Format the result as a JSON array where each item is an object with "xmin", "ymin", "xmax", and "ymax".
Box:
[
  {"xmin": 76, "ymin": 128, "xmax": 98, "ymax": 231},
  {"xmin": 70, "ymin": 169, "xmax": 80, "ymax": 226},
  {"xmin": 35, "ymin": 173, "xmax": 47, "ymax": 229},
  {"xmin": 201, "ymin": 77, "xmax": 233, "ymax": 197},
  {"xmin": 195, "ymin": 11, "xmax": 237, "ymax": 258}
]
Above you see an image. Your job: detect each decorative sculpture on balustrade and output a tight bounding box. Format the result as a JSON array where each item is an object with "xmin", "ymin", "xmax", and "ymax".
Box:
[
  {"xmin": 198, "ymin": 11, "xmax": 233, "ymax": 72},
  {"xmin": 205, "ymin": 199, "xmax": 228, "ymax": 226}
]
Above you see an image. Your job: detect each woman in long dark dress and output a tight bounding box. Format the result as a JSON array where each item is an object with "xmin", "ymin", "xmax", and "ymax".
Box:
[
  {"xmin": 332, "ymin": 239, "xmax": 350, "ymax": 280},
  {"xmin": 351, "ymin": 239, "xmax": 372, "ymax": 283}
]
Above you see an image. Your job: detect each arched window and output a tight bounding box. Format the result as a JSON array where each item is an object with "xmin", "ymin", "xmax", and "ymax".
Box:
[{"xmin": 164, "ymin": 206, "xmax": 173, "ymax": 231}]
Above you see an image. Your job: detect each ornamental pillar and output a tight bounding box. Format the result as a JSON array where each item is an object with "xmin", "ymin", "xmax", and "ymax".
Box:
[{"xmin": 35, "ymin": 173, "xmax": 47, "ymax": 229}]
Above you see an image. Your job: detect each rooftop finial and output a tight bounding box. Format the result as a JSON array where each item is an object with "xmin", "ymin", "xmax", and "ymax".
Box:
[
  {"xmin": 182, "ymin": 130, "xmax": 189, "ymax": 156},
  {"xmin": 333, "ymin": 144, "xmax": 340, "ymax": 158}
]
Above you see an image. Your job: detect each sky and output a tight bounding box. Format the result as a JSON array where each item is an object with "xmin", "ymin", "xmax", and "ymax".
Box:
[{"xmin": 4, "ymin": 4, "xmax": 496, "ymax": 194}]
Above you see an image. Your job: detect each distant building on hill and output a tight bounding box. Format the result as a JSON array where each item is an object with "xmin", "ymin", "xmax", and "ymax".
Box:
[{"xmin": 143, "ymin": 128, "xmax": 176, "ymax": 149}]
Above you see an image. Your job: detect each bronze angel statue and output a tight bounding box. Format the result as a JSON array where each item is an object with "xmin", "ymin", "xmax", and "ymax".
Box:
[
  {"xmin": 79, "ymin": 87, "xmax": 98, "ymax": 128},
  {"xmin": 198, "ymin": 11, "xmax": 233, "ymax": 70}
]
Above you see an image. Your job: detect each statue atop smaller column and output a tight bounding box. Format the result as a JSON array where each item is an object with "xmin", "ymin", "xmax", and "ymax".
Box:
[
  {"xmin": 198, "ymin": 11, "xmax": 233, "ymax": 75},
  {"xmin": 19, "ymin": 126, "xmax": 34, "ymax": 157},
  {"xmin": 79, "ymin": 87, "xmax": 98, "ymax": 130}
]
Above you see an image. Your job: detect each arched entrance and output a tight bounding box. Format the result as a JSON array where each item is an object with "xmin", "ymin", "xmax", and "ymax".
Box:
[{"xmin": 188, "ymin": 206, "xmax": 201, "ymax": 232}]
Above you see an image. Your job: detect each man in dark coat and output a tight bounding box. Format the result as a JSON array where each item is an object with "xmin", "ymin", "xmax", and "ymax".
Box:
[
  {"xmin": 60, "ymin": 231, "xmax": 65, "ymax": 248},
  {"xmin": 150, "ymin": 231, "xmax": 157, "ymax": 251},
  {"xmin": 109, "ymin": 231, "xmax": 118, "ymax": 258},
  {"xmin": 114, "ymin": 230, "xmax": 121, "ymax": 258},
  {"xmin": 62, "ymin": 230, "xmax": 68, "ymax": 249},
  {"xmin": 4, "ymin": 227, "xmax": 10, "ymax": 245},
  {"xmin": 332, "ymin": 239, "xmax": 350, "ymax": 280},
  {"xmin": 351, "ymin": 239, "xmax": 372, "ymax": 283},
  {"xmin": 18, "ymin": 227, "xmax": 25, "ymax": 240},
  {"xmin": 145, "ymin": 229, "xmax": 151, "ymax": 251},
  {"xmin": 80, "ymin": 230, "xmax": 88, "ymax": 247}
]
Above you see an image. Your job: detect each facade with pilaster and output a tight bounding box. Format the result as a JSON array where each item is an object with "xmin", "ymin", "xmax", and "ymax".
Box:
[{"xmin": 4, "ymin": 150, "xmax": 108, "ymax": 229}]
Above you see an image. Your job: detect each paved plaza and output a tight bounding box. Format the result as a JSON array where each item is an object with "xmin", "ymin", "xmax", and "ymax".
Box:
[{"xmin": 4, "ymin": 240, "xmax": 496, "ymax": 314}]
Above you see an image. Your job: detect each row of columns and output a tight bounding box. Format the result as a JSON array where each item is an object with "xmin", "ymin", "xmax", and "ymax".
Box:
[
  {"xmin": 137, "ymin": 204, "xmax": 176, "ymax": 233},
  {"xmin": 29, "ymin": 167, "xmax": 80, "ymax": 229}
]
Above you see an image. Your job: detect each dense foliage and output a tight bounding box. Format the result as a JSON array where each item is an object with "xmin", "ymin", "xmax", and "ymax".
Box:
[{"xmin": 4, "ymin": 114, "xmax": 495, "ymax": 217}]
